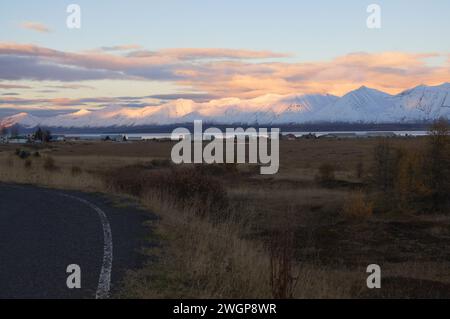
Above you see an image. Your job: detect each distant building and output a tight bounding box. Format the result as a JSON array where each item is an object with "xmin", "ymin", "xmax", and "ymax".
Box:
[
  {"xmin": 49, "ymin": 135, "xmax": 66, "ymax": 142},
  {"xmin": 301, "ymin": 133, "xmax": 317, "ymax": 139},
  {"xmin": 284, "ymin": 133, "xmax": 297, "ymax": 140},
  {"xmin": 100, "ymin": 134, "xmax": 126, "ymax": 142},
  {"xmin": 126, "ymin": 136, "xmax": 142, "ymax": 141}
]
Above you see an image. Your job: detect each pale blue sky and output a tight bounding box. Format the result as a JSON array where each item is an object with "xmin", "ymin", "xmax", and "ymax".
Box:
[
  {"xmin": 0, "ymin": 1, "xmax": 449, "ymax": 117},
  {"xmin": 1, "ymin": 0, "xmax": 449, "ymax": 61}
]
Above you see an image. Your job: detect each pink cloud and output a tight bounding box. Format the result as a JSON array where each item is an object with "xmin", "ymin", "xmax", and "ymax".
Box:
[
  {"xmin": 0, "ymin": 42, "xmax": 448, "ymax": 98},
  {"xmin": 158, "ymin": 48, "xmax": 290, "ymax": 60},
  {"xmin": 100, "ymin": 44, "xmax": 143, "ymax": 52},
  {"xmin": 0, "ymin": 83, "xmax": 32, "ymax": 89},
  {"xmin": 20, "ymin": 22, "xmax": 51, "ymax": 33},
  {"xmin": 126, "ymin": 48, "xmax": 289, "ymax": 60}
]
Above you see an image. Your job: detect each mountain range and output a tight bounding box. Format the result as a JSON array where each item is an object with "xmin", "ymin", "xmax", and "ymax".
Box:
[{"xmin": 1, "ymin": 83, "xmax": 450, "ymax": 129}]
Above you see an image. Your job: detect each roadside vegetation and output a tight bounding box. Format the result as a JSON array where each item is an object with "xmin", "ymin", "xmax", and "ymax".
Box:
[{"xmin": 1, "ymin": 119, "xmax": 450, "ymax": 298}]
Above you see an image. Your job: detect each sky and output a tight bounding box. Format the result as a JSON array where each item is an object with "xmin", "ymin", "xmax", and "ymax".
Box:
[{"xmin": 0, "ymin": 0, "xmax": 449, "ymax": 117}]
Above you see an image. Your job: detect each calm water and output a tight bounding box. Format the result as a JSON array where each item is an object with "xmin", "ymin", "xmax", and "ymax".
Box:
[
  {"xmin": 64, "ymin": 130, "xmax": 429, "ymax": 140},
  {"xmin": 283, "ymin": 131, "xmax": 429, "ymax": 137}
]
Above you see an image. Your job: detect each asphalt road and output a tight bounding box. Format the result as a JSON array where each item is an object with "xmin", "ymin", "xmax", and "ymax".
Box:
[{"xmin": 0, "ymin": 183, "xmax": 154, "ymax": 299}]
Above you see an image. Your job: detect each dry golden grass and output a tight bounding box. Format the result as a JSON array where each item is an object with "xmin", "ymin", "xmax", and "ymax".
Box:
[
  {"xmin": 2, "ymin": 137, "xmax": 449, "ymax": 299},
  {"xmin": 120, "ymin": 191, "xmax": 354, "ymax": 299},
  {"xmin": 0, "ymin": 142, "xmax": 401, "ymax": 299},
  {"xmin": 0, "ymin": 153, "xmax": 103, "ymax": 191},
  {"xmin": 120, "ymin": 191, "xmax": 272, "ymax": 298},
  {"xmin": 341, "ymin": 190, "xmax": 374, "ymax": 220}
]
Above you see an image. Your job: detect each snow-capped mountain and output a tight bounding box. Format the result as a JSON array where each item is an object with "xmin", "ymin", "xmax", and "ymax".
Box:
[
  {"xmin": 395, "ymin": 83, "xmax": 450, "ymax": 121},
  {"xmin": 311, "ymin": 86, "xmax": 396, "ymax": 123},
  {"xmin": 1, "ymin": 83, "xmax": 450, "ymax": 129},
  {"xmin": 0, "ymin": 113, "xmax": 41, "ymax": 128}
]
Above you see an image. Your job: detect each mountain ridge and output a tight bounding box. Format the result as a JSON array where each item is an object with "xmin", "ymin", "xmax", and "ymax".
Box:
[{"xmin": 1, "ymin": 83, "xmax": 450, "ymax": 129}]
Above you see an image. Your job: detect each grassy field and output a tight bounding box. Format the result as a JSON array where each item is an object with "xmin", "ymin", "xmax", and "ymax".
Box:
[{"xmin": 1, "ymin": 137, "xmax": 450, "ymax": 298}]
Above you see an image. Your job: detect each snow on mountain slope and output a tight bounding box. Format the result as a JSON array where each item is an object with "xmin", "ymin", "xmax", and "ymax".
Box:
[
  {"xmin": 394, "ymin": 83, "xmax": 450, "ymax": 121},
  {"xmin": 273, "ymin": 94, "xmax": 339, "ymax": 123},
  {"xmin": 1, "ymin": 83, "xmax": 449, "ymax": 128},
  {"xmin": 312, "ymin": 86, "xmax": 397, "ymax": 123},
  {"xmin": 0, "ymin": 112, "xmax": 41, "ymax": 128}
]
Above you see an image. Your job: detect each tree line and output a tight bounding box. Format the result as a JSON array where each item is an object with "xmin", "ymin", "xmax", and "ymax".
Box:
[{"xmin": 372, "ymin": 118, "xmax": 450, "ymax": 213}]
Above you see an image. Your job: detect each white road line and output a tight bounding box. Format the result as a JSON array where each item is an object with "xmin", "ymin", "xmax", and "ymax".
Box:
[{"xmin": 59, "ymin": 193, "xmax": 113, "ymax": 299}]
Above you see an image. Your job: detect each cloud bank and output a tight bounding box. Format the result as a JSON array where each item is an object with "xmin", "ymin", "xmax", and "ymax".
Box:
[{"xmin": 0, "ymin": 42, "xmax": 449, "ymax": 105}]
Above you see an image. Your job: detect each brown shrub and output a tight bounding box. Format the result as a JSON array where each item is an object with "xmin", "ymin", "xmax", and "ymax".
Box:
[
  {"xmin": 342, "ymin": 190, "xmax": 373, "ymax": 219},
  {"xmin": 317, "ymin": 163, "xmax": 335, "ymax": 183},
  {"xmin": 71, "ymin": 165, "xmax": 83, "ymax": 176},
  {"xmin": 104, "ymin": 165, "xmax": 148, "ymax": 196},
  {"xmin": 16, "ymin": 149, "xmax": 31, "ymax": 159},
  {"xmin": 24, "ymin": 159, "xmax": 32, "ymax": 169},
  {"xmin": 43, "ymin": 156, "xmax": 58, "ymax": 171},
  {"xmin": 105, "ymin": 165, "xmax": 229, "ymax": 219},
  {"xmin": 160, "ymin": 168, "xmax": 229, "ymax": 217}
]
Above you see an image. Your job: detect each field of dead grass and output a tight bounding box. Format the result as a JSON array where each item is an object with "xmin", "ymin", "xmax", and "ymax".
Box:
[{"xmin": 1, "ymin": 137, "xmax": 449, "ymax": 299}]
